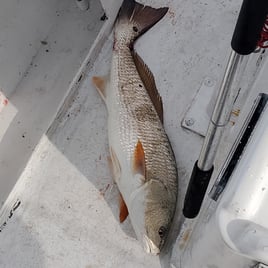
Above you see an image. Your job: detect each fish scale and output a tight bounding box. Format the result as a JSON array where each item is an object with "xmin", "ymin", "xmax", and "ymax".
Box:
[
  {"xmin": 110, "ymin": 43, "xmax": 177, "ymax": 220},
  {"xmin": 113, "ymin": 49, "xmax": 165, "ymax": 162}
]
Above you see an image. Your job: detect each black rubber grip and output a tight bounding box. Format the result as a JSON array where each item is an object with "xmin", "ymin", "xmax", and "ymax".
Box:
[
  {"xmin": 231, "ymin": 0, "xmax": 268, "ymax": 55},
  {"xmin": 183, "ymin": 161, "xmax": 214, "ymax": 218}
]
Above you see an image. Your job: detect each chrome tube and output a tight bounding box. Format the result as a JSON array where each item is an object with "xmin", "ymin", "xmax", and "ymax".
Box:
[
  {"xmin": 183, "ymin": 0, "xmax": 268, "ymax": 220},
  {"xmin": 197, "ymin": 50, "xmax": 243, "ymax": 171}
]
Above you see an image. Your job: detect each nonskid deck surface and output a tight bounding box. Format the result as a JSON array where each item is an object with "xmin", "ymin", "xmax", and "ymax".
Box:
[
  {"xmin": 0, "ymin": 0, "xmax": 104, "ymax": 206},
  {"xmin": 0, "ymin": 0, "xmax": 243, "ymax": 267}
]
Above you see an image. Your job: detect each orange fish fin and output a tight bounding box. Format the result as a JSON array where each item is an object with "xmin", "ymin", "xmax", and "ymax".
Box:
[
  {"xmin": 109, "ymin": 147, "xmax": 121, "ymax": 183},
  {"xmin": 132, "ymin": 140, "xmax": 146, "ymax": 177},
  {"xmin": 119, "ymin": 193, "xmax": 129, "ymax": 223},
  {"xmin": 132, "ymin": 51, "xmax": 164, "ymax": 124},
  {"xmin": 92, "ymin": 75, "xmax": 108, "ymax": 101}
]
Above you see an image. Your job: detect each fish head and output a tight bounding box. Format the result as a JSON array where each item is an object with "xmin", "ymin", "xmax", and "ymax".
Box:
[
  {"xmin": 129, "ymin": 178, "xmax": 177, "ymax": 255},
  {"xmin": 144, "ymin": 179, "xmax": 176, "ymax": 254}
]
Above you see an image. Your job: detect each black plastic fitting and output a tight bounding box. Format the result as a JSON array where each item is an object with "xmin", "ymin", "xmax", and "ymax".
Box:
[
  {"xmin": 231, "ymin": 0, "xmax": 268, "ymax": 55},
  {"xmin": 183, "ymin": 161, "xmax": 214, "ymax": 218}
]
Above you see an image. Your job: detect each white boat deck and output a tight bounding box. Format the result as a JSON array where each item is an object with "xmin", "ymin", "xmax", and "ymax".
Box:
[
  {"xmin": 0, "ymin": 0, "xmax": 104, "ymax": 206},
  {"xmin": 0, "ymin": 0, "xmax": 267, "ymax": 267}
]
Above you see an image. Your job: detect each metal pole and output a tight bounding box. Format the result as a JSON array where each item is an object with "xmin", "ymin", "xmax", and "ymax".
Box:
[
  {"xmin": 197, "ymin": 51, "xmax": 242, "ymax": 171},
  {"xmin": 183, "ymin": 0, "xmax": 268, "ymax": 219}
]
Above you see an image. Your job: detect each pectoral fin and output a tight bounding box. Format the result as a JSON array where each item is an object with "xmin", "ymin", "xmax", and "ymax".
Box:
[
  {"xmin": 92, "ymin": 75, "xmax": 109, "ymax": 102},
  {"xmin": 119, "ymin": 193, "xmax": 129, "ymax": 223},
  {"xmin": 132, "ymin": 140, "xmax": 146, "ymax": 180}
]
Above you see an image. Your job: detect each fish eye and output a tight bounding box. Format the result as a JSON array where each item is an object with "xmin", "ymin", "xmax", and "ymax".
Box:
[
  {"xmin": 158, "ymin": 226, "xmax": 167, "ymax": 238},
  {"xmin": 133, "ymin": 26, "xmax": 138, "ymax": 32}
]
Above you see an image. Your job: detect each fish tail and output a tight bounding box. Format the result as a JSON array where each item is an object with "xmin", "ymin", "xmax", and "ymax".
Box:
[{"xmin": 117, "ymin": 0, "xmax": 168, "ymax": 43}]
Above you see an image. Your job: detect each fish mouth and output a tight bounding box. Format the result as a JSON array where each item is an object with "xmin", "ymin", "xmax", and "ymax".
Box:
[{"xmin": 143, "ymin": 235, "xmax": 160, "ymax": 255}]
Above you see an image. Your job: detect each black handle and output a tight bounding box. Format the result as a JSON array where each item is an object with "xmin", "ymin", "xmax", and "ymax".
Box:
[
  {"xmin": 183, "ymin": 161, "xmax": 214, "ymax": 218},
  {"xmin": 231, "ymin": 0, "xmax": 268, "ymax": 55}
]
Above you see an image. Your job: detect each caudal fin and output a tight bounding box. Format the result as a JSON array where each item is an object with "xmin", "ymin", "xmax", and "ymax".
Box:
[{"xmin": 117, "ymin": 0, "xmax": 168, "ymax": 42}]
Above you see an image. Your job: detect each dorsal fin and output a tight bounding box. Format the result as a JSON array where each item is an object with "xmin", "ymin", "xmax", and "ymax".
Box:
[
  {"xmin": 132, "ymin": 140, "xmax": 146, "ymax": 178},
  {"xmin": 132, "ymin": 51, "xmax": 164, "ymax": 123}
]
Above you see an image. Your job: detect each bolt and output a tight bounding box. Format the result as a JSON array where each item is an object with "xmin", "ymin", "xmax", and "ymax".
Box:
[
  {"xmin": 204, "ymin": 77, "xmax": 214, "ymax": 87},
  {"xmin": 185, "ymin": 118, "xmax": 195, "ymax": 126}
]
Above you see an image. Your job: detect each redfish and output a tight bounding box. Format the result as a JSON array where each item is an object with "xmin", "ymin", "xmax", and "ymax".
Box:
[{"xmin": 92, "ymin": 0, "xmax": 178, "ymax": 255}]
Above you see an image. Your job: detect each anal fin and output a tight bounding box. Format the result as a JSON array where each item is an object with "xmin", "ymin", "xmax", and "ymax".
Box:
[
  {"xmin": 132, "ymin": 51, "xmax": 164, "ymax": 124},
  {"xmin": 108, "ymin": 148, "xmax": 128, "ymax": 222}
]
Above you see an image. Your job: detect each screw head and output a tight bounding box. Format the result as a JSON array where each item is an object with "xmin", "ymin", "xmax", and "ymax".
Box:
[
  {"xmin": 185, "ymin": 118, "xmax": 195, "ymax": 126},
  {"xmin": 204, "ymin": 77, "xmax": 214, "ymax": 87}
]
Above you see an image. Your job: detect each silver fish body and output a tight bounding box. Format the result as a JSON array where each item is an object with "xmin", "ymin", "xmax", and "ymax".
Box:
[{"xmin": 93, "ymin": 0, "xmax": 178, "ymax": 255}]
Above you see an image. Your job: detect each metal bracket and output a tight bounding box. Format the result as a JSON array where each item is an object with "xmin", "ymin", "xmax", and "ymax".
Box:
[{"xmin": 182, "ymin": 77, "xmax": 217, "ymax": 136}]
